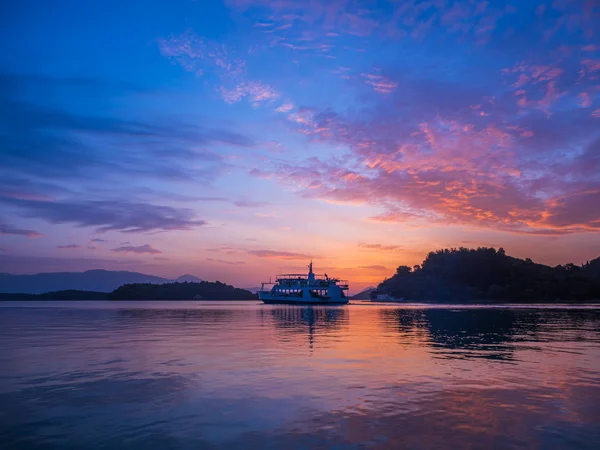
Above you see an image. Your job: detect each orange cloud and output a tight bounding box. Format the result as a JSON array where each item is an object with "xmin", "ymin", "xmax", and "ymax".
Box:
[{"xmin": 247, "ymin": 250, "xmax": 316, "ymax": 259}]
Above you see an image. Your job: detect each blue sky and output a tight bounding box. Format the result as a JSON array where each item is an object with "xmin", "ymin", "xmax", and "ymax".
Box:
[{"xmin": 1, "ymin": 0, "xmax": 599, "ymax": 290}]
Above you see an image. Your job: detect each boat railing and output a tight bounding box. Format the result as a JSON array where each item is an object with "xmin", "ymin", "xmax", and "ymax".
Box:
[
  {"xmin": 275, "ymin": 273, "xmax": 343, "ymax": 281},
  {"xmin": 274, "ymin": 275, "xmax": 349, "ymax": 288}
]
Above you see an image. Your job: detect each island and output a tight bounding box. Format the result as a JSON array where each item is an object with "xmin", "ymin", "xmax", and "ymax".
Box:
[
  {"xmin": 376, "ymin": 247, "xmax": 600, "ymax": 303},
  {"xmin": 0, "ymin": 281, "xmax": 258, "ymax": 301}
]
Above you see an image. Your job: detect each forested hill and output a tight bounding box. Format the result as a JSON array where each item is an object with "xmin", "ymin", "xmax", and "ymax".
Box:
[
  {"xmin": 108, "ymin": 281, "xmax": 257, "ymax": 300},
  {"xmin": 378, "ymin": 248, "xmax": 600, "ymax": 302}
]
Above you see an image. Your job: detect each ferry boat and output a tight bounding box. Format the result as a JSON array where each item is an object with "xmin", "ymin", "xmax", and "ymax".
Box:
[{"xmin": 258, "ymin": 262, "xmax": 349, "ymax": 304}]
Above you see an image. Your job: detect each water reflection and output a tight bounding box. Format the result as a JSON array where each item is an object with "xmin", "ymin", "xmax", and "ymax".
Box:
[
  {"xmin": 117, "ymin": 307, "xmax": 235, "ymax": 324},
  {"xmin": 0, "ymin": 303, "xmax": 599, "ymax": 449},
  {"xmin": 260, "ymin": 305, "xmax": 349, "ymax": 354},
  {"xmin": 380, "ymin": 307, "xmax": 600, "ymax": 362}
]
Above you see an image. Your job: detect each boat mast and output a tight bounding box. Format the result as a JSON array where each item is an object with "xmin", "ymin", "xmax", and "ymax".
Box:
[{"xmin": 307, "ymin": 260, "xmax": 315, "ymax": 283}]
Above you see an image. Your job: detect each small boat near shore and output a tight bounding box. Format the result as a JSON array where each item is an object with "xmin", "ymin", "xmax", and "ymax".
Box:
[
  {"xmin": 258, "ymin": 262, "xmax": 349, "ymax": 304},
  {"xmin": 369, "ymin": 290, "xmax": 405, "ymax": 302}
]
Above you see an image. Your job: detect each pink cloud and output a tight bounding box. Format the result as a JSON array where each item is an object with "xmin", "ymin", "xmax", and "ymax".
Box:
[
  {"xmin": 582, "ymin": 44, "xmax": 598, "ymax": 52},
  {"xmin": 275, "ymin": 103, "xmax": 294, "ymax": 113},
  {"xmin": 579, "ymin": 92, "xmax": 592, "ymax": 107},
  {"xmin": 358, "ymin": 243, "xmax": 403, "ymax": 251},
  {"xmin": 111, "ymin": 244, "xmax": 162, "ymax": 254},
  {"xmin": 513, "ymin": 74, "xmax": 530, "ymax": 87},
  {"xmin": 257, "ymin": 98, "xmax": 600, "ymax": 235},
  {"xmin": 206, "ymin": 258, "xmax": 246, "ymax": 265},
  {"xmin": 541, "ymin": 190, "xmax": 600, "ymax": 231},
  {"xmin": 220, "ymin": 81, "xmax": 279, "ymax": 106},
  {"xmin": 158, "ymin": 29, "xmax": 246, "ymax": 77},
  {"xmin": 160, "ymin": 3, "xmax": 600, "ymax": 238},
  {"xmin": 582, "ymin": 59, "xmax": 600, "ymax": 73},
  {"xmin": 361, "ymin": 72, "xmax": 398, "ymax": 94}
]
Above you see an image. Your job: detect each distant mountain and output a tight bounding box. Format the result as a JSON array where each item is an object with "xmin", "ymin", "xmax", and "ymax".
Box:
[
  {"xmin": 351, "ymin": 287, "xmax": 376, "ymax": 300},
  {"xmin": 0, "ymin": 270, "xmax": 202, "ymax": 294},
  {"xmin": 175, "ymin": 274, "xmax": 203, "ymax": 283},
  {"xmin": 243, "ymin": 286, "xmax": 262, "ymax": 294}
]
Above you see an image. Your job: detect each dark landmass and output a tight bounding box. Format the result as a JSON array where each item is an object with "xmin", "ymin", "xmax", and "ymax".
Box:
[
  {"xmin": 0, "ymin": 270, "xmax": 203, "ymax": 294},
  {"xmin": 108, "ymin": 281, "xmax": 257, "ymax": 300},
  {"xmin": 378, "ymin": 247, "xmax": 600, "ymax": 303},
  {"xmin": 0, "ymin": 282, "xmax": 257, "ymax": 301}
]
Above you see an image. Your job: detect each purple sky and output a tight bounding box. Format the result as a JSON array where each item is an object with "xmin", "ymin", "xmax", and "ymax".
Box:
[{"xmin": 1, "ymin": 0, "xmax": 599, "ymax": 291}]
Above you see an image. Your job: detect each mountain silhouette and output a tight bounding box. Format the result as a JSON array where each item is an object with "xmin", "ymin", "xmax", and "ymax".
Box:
[
  {"xmin": 351, "ymin": 287, "xmax": 377, "ymax": 300},
  {"xmin": 175, "ymin": 274, "xmax": 203, "ymax": 283},
  {"xmin": 0, "ymin": 270, "xmax": 202, "ymax": 294}
]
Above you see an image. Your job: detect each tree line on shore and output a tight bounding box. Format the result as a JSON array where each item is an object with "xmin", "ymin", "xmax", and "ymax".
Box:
[
  {"xmin": 0, "ymin": 281, "xmax": 258, "ymax": 301},
  {"xmin": 377, "ymin": 247, "xmax": 600, "ymax": 302}
]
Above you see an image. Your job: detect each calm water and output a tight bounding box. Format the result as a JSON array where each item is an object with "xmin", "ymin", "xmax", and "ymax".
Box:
[{"xmin": 1, "ymin": 302, "xmax": 599, "ymax": 449}]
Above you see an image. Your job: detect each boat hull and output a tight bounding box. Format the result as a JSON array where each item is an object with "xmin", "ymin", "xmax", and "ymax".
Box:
[
  {"xmin": 261, "ymin": 298, "xmax": 348, "ymax": 305},
  {"xmin": 259, "ymin": 292, "xmax": 348, "ymax": 305}
]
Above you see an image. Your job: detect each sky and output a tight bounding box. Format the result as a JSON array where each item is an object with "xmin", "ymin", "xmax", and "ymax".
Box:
[{"xmin": 1, "ymin": 0, "xmax": 599, "ymax": 292}]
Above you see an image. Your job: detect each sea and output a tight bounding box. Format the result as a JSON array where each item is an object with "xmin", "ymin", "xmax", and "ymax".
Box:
[{"xmin": 1, "ymin": 301, "xmax": 599, "ymax": 449}]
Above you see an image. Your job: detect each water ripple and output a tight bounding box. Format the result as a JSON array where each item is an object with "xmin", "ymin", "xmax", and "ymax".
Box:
[{"xmin": 0, "ymin": 302, "xmax": 599, "ymax": 449}]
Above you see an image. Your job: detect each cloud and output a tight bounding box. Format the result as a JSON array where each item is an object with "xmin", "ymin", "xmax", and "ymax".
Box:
[
  {"xmin": 206, "ymin": 258, "xmax": 246, "ymax": 265},
  {"xmin": 206, "ymin": 246, "xmax": 246, "ymax": 255},
  {"xmin": 541, "ymin": 190, "xmax": 600, "ymax": 231},
  {"xmin": 158, "ymin": 29, "xmax": 246, "ymax": 77},
  {"xmin": 227, "ymin": 0, "xmax": 516, "ymax": 48},
  {"xmin": 361, "ymin": 72, "xmax": 397, "ymax": 94},
  {"xmin": 579, "ymin": 92, "xmax": 592, "ymax": 108},
  {"xmin": 0, "ymin": 255, "xmax": 147, "ymax": 274},
  {"xmin": 0, "ymin": 223, "xmax": 43, "ymax": 238},
  {"xmin": 57, "ymin": 244, "xmax": 82, "ymax": 249},
  {"xmin": 247, "ymin": 250, "xmax": 315, "ymax": 259},
  {"xmin": 111, "ymin": 244, "xmax": 162, "ymax": 254},
  {"xmin": 159, "ymin": 30, "xmax": 279, "ymax": 108},
  {"xmin": 0, "ymin": 73, "xmax": 255, "ymax": 189},
  {"xmin": 276, "ymin": 103, "xmax": 294, "ymax": 113},
  {"xmin": 90, "ymin": 238, "xmax": 108, "ymax": 243},
  {"xmin": 233, "ymin": 200, "xmax": 268, "ymax": 207},
  {"xmin": 256, "ymin": 57, "xmax": 600, "ymax": 235},
  {"xmin": 219, "ymin": 81, "xmax": 279, "ymax": 107},
  {"xmin": 358, "ymin": 243, "xmax": 403, "ymax": 251},
  {"xmin": 582, "ymin": 45, "xmax": 598, "ymax": 52},
  {"xmin": 358, "ymin": 265, "xmax": 389, "ymax": 271},
  {"xmin": 1, "ymin": 198, "xmax": 207, "ymax": 233}
]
